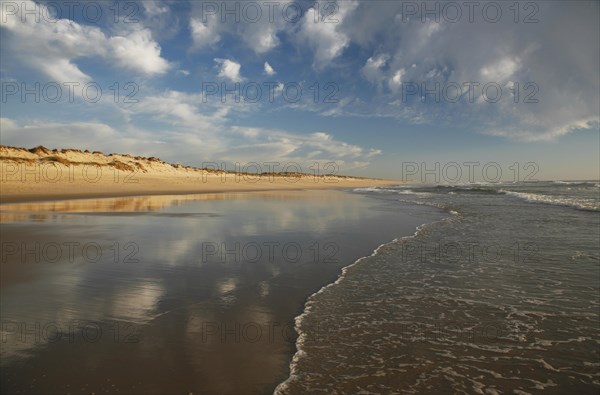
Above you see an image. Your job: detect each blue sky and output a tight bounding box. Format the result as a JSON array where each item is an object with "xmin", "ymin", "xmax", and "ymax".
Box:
[{"xmin": 1, "ymin": 0, "xmax": 599, "ymax": 180}]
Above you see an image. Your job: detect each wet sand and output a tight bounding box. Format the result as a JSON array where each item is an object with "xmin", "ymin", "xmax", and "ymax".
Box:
[{"xmin": 0, "ymin": 190, "xmax": 439, "ymax": 394}]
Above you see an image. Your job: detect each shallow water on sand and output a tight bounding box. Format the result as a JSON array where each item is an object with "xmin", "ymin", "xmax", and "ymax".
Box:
[
  {"xmin": 278, "ymin": 182, "xmax": 599, "ymax": 394},
  {"xmin": 0, "ymin": 190, "xmax": 442, "ymax": 394}
]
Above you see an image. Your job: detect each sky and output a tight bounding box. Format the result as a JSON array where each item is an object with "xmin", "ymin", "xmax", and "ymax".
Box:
[{"xmin": 1, "ymin": 0, "xmax": 599, "ymax": 181}]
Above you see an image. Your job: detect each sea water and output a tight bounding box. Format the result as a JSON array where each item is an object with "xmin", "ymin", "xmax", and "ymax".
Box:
[{"xmin": 278, "ymin": 181, "xmax": 600, "ymax": 394}]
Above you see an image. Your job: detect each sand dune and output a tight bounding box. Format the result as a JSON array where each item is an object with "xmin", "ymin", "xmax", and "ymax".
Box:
[{"xmin": 0, "ymin": 145, "xmax": 398, "ymax": 203}]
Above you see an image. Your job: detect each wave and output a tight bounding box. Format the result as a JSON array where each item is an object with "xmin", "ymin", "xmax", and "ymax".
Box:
[
  {"xmin": 353, "ymin": 187, "xmax": 430, "ymax": 196},
  {"xmin": 553, "ymin": 180, "xmax": 599, "ymax": 186},
  {"xmin": 356, "ymin": 185, "xmax": 599, "ymax": 211},
  {"xmin": 442, "ymin": 186, "xmax": 500, "ymax": 194},
  {"xmin": 352, "ymin": 187, "xmax": 392, "ymax": 193},
  {"xmin": 500, "ymin": 190, "xmax": 599, "ymax": 211},
  {"xmin": 273, "ymin": 208, "xmax": 456, "ymax": 394},
  {"xmin": 273, "ymin": 238, "xmax": 395, "ymax": 394}
]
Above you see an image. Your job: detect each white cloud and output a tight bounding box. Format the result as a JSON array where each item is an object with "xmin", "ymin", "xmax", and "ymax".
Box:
[
  {"xmin": 421, "ymin": 19, "xmax": 442, "ymax": 39},
  {"xmin": 190, "ymin": 1, "xmax": 294, "ymax": 55},
  {"xmin": 389, "ymin": 68, "xmax": 406, "ymax": 91},
  {"xmin": 108, "ymin": 29, "xmax": 170, "ymax": 75},
  {"xmin": 241, "ymin": 24, "xmax": 280, "ymax": 54},
  {"xmin": 0, "ymin": 117, "xmax": 18, "ymax": 130},
  {"xmin": 486, "ymin": 118, "xmax": 600, "ymax": 142},
  {"xmin": 214, "ymin": 58, "xmax": 244, "ymax": 82},
  {"xmin": 2, "ymin": 103, "xmax": 382, "ymax": 172},
  {"xmin": 190, "ymin": 17, "xmax": 221, "ymax": 49},
  {"xmin": 0, "ymin": 0, "xmax": 170, "ymax": 82},
  {"xmin": 142, "ymin": 0, "xmax": 169, "ymax": 17},
  {"xmin": 0, "ymin": 119, "xmax": 122, "ymax": 151},
  {"xmin": 362, "ymin": 54, "xmax": 389, "ymax": 88},
  {"xmin": 264, "ymin": 62, "xmax": 276, "ymax": 76},
  {"xmin": 188, "ymin": 3, "xmax": 284, "ymax": 54},
  {"xmin": 227, "ymin": 127, "xmax": 382, "ymax": 170},
  {"xmin": 480, "ymin": 57, "xmax": 521, "ymax": 82},
  {"xmin": 339, "ymin": 1, "xmax": 600, "ymax": 141},
  {"xmin": 296, "ymin": 0, "xmax": 359, "ymax": 70},
  {"xmin": 40, "ymin": 58, "xmax": 93, "ymax": 84}
]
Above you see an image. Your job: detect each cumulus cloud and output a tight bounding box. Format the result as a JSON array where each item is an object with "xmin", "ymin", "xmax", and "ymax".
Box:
[
  {"xmin": 190, "ymin": 17, "xmax": 221, "ymax": 49},
  {"xmin": 362, "ymin": 54, "xmax": 389, "ymax": 87},
  {"xmin": 241, "ymin": 24, "xmax": 280, "ymax": 54},
  {"xmin": 264, "ymin": 61, "xmax": 276, "ymax": 76},
  {"xmin": 480, "ymin": 57, "xmax": 521, "ymax": 82},
  {"xmin": 0, "ymin": 0, "xmax": 170, "ymax": 82},
  {"xmin": 389, "ymin": 68, "xmax": 406, "ymax": 92},
  {"xmin": 108, "ymin": 29, "xmax": 171, "ymax": 75},
  {"xmin": 142, "ymin": 0, "xmax": 169, "ymax": 17},
  {"xmin": 296, "ymin": 0, "xmax": 359, "ymax": 70},
  {"xmin": 188, "ymin": 1, "xmax": 285, "ymax": 54},
  {"xmin": 214, "ymin": 58, "xmax": 244, "ymax": 82}
]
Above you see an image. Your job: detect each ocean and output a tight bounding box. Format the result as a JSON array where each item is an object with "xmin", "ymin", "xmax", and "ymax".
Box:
[{"xmin": 277, "ymin": 181, "xmax": 600, "ymax": 394}]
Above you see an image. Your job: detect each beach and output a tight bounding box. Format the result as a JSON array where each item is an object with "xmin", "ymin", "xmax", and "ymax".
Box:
[
  {"xmin": 1, "ymin": 146, "xmax": 599, "ymax": 394},
  {"xmin": 0, "ymin": 146, "xmax": 397, "ymax": 203},
  {"xmin": 2, "ymin": 0, "xmax": 598, "ymax": 392}
]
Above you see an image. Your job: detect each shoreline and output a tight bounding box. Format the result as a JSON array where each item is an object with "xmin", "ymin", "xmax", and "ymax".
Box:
[
  {"xmin": 275, "ymin": 201, "xmax": 454, "ymax": 394},
  {"xmin": 0, "ymin": 181, "xmax": 399, "ymax": 205}
]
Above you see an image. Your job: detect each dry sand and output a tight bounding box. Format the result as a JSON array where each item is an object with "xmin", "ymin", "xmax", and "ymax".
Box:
[{"xmin": 0, "ymin": 145, "xmax": 398, "ymax": 203}]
